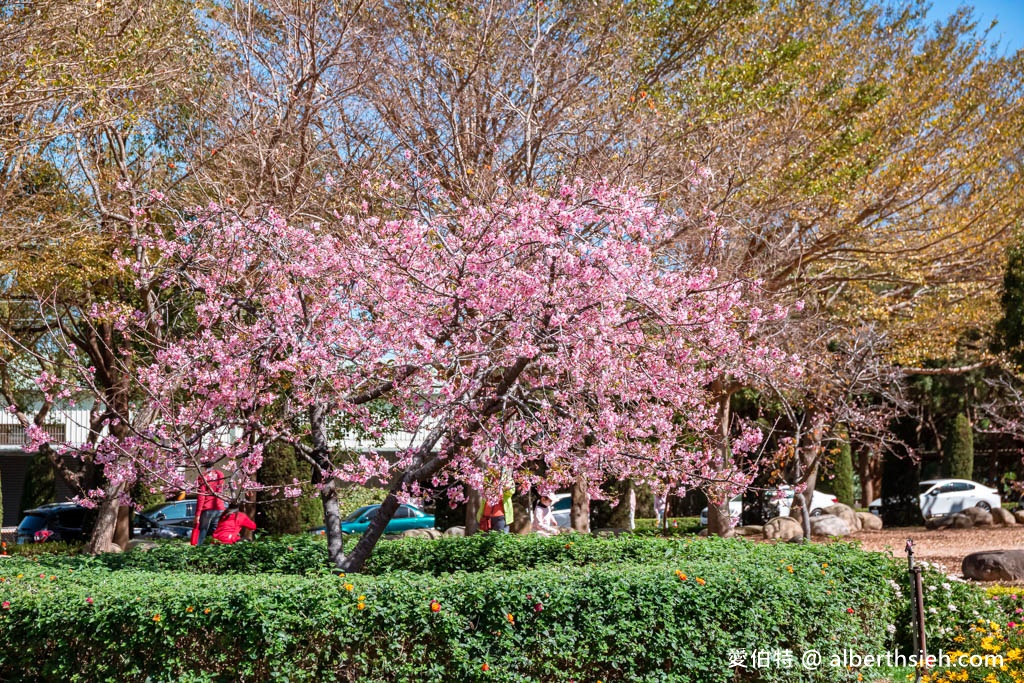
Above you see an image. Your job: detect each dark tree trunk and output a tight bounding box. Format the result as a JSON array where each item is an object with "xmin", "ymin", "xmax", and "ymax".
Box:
[
  {"xmin": 309, "ymin": 405, "xmax": 345, "ymax": 569},
  {"xmin": 570, "ymin": 476, "xmax": 590, "ymax": 533},
  {"xmin": 465, "ymin": 487, "xmax": 481, "ymax": 535},
  {"xmin": 707, "ymin": 387, "xmax": 734, "ymax": 537}
]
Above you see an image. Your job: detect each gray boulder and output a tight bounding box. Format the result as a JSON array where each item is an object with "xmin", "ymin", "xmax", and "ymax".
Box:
[
  {"xmin": 962, "ymin": 506, "xmax": 993, "ymax": 526},
  {"xmin": 809, "ymin": 514, "xmax": 851, "ymax": 537},
  {"xmin": 963, "ymin": 550, "xmax": 1024, "ymax": 582},
  {"xmin": 1015, "ymin": 510, "xmax": 1024, "ymax": 525},
  {"xmin": 824, "ymin": 504, "xmax": 862, "ymax": 532},
  {"xmin": 763, "ymin": 516, "xmax": 803, "ymax": 541},
  {"xmin": 443, "ymin": 526, "xmax": 466, "ymax": 537},
  {"xmin": 856, "ymin": 511, "xmax": 883, "ymax": 531},
  {"xmin": 991, "ymin": 507, "xmax": 1017, "ymax": 526}
]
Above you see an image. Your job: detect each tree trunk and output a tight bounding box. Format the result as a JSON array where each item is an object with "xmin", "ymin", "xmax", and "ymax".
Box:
[
  {"xmin": 309, "ymin": 405, "xmax": 345, "ymax": 569},
  {"xmin": 465, "ymin": 487, "xmax": 481, "ymax": 535},
  {"xmin": 114, "ymin": 505, "xmax": 130, "ymax": 549},
  {"xmin": 314, "ymin": 466, "xmax": 345, "ymax": 569},
  {"xmin": 707, "ymin": 387, "xmax": 734, "ymax": 537},
  {"xmin": 85, "ymin": 482, "xmax": 125, "ymax": 554},
  {"xmin": 570, "ymin": 476, "xmax": 590, "ymax": 533}
]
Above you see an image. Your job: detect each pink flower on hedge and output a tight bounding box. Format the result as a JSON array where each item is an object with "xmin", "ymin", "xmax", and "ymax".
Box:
[
  {"xmin": 534, "ymin": 603, "xmax": 543, "ymax": 612},
  {"xmin": 86, "ymin": 597, "xmax": 94, "ymax": 605},
  {"xmin": 847, "ymin": 608, "xmax": 855, "ymax": 614},
  {"xmin": 1, "ymin": 601, "xmax": 9, "ymax": 609}
]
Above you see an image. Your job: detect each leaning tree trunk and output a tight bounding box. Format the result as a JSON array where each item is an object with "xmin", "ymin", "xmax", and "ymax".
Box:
[{"xmin": 570, "ymin": 476, "xmax": 590, "ymax": 533}]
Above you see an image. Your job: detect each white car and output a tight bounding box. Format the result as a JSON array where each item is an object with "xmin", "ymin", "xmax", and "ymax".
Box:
[
  {"xmin": 699, "ymin": 487, "xmax": 838, "ymax": 526},
  {"xmin": 868, "ymin": 478, "xmax": 1001, "ymax": 518}
]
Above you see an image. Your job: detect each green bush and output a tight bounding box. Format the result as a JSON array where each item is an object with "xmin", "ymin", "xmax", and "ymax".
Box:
[{"xmin": 0, "ymin": 548, "xmax": 912, "ymax": 682}]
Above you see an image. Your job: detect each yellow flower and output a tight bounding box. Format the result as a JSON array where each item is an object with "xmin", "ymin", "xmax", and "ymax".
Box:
[
  {"xmin": 358, "ymin": 595, "xmax": 366, "ymax": 601},
  {"xmin": 343, "ymin": 583, "xmax": 354, "ymax": 592},
  {"xmin": 356, "ymin": 602, "xmax": 366, "ymax": 611},
  {"xmin": 506, "ymin": 613, "xmax": 515, "ymax": 624},
  {"xmin": 786, "ymin": 566, "xmax": 794, "ymax": 573}
]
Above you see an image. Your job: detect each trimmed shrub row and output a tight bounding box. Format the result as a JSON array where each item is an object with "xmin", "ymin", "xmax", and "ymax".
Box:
[
  {"xmin": 0, "ymin": 557, "xmax": 895, "ymax": 682},
  {"xmin": 0, "ymin": 537, "xmax": 996, "ymax": 682}
]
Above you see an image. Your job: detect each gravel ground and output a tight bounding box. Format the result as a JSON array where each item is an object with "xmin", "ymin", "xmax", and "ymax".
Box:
[{"xmin": 849, "ymin": 525, "xmax": 1024, "ymax": 579}]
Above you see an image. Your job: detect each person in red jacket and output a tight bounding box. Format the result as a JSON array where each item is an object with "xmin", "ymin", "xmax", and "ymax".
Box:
[
  {"xmin": 191, "ymin": 464, "xmax": 226, "ymax": 546},
  {"xmin": 212, "ymin": 506, "xmax": 256, "ymax": 545}
]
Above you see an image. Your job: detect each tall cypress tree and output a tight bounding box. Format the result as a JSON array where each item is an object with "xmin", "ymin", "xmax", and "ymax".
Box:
[
  {"xmin": 832, "ymin": 426, "xmax": 855, "ymax": 507},
  {"xmin": 942, "ymin": 413, "xmax": 974, "ymax": 481}
]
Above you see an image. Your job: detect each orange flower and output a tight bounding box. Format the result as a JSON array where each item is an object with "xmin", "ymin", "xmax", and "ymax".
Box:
[
  {"xmin": 677, "ymin": 572, "xmax": 688, "ymax": 581},
  {"xmin": 430, "ymin": 600, "xmax": 441, "ymax": 613},
  {"xmin": 186, "ymin": 606, "xmax": 194, "ymax": 613},
  {"xmin": 695, "ymin": 577, "xmax": 706, "ymax": 586},
  {"xmin": 786, "ymin": 566, "xmax": 794, "ymax": 573},
  {"xmin": 356, "ymin": 602, "xmax": 366, "ymax": 611},
  {"xmin": 506, "ymin": 613, "xmax": 515, "ymax": 624},
  {"xmin": 481, "ymin": 663, "xmax": 490, "ymax": 672},
  {"xmin": 152, "ymin": 614, "xmax": 161, "ymax": 622},
  {"xmin": 203, "ymin": 608, "xmax": 211, "ymax": 614}
]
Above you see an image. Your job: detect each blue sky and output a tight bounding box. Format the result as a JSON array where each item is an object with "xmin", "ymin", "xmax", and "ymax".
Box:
[{"xmin": 923, "ymin": 0, "xmax": 1024, "ymax": 53}]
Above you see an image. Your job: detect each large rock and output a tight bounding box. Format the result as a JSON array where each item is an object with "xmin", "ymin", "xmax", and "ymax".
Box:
[
  {"xmin": 824, "ymin": 504, "xmax": 862, "ymax": 532},
  {"xmin": 763, "ymin": 516, "xmax": 803, "ymax": 541},
  {"xmin": 951, "ymin": 513, "xmax": 974, "ymax": 529},
  {"xmin": 443, "ymin": 526, "xmax": 466, "ymax": 537},
  {"xmin": 856, "ymin": 512, "xmax": 883, "ymax": 531},
  {"xmin": 963, "ymin": 550, "xmax": 1024, "ymax": 582},
  {"xmin": 992, "ymin": 507, "xmax": 1017, "ymax": 526},
  {"xmin": 1015, "ymin": 510, "xmax": 1024, "ymax": 525},
  {"xmin": 809, "ymin": 514, "xmax": 851, "ymax": 537},
  {"xmin": 734, "ymin": 525, "xmax": 763, "ymax": 537},
  {"xmin": 402, "ymin": 528, "xmax": 442, "ymax": 539},
  {"xmin": 962, "ymin": 507, "xmax": 993, "ymax": 527},
  {"xmin": 925, "ymin": 515, "xmax": 956, "ymax": 530}
]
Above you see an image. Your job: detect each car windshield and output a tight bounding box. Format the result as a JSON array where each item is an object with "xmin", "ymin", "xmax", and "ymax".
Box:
[
  {"xmin": 17, "ymin": 514, "xmax": 48, "ymax": 533},
  {"xmin": 343, "ymin": 506, "xmax": 374, "ymax": 522}
]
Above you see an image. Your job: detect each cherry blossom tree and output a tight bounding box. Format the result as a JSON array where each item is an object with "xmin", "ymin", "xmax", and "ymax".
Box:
[{"xmin": 27, "ymin": 178, "xmax": 798, "ymax": 569}]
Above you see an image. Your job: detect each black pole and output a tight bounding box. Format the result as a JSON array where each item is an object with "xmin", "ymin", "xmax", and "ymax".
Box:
[{"xmin": 906, "ymin": 539, "xmax": 927, "ymax": 682}]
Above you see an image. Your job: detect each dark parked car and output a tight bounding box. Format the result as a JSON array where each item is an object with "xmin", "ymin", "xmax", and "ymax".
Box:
[
  {"xmin": 16, "ymin": 503, "xmax": 96, "ymax": 544},
  {"xmin": 133, "ymin": 499, "xmax": 197, "ymax": 539}
]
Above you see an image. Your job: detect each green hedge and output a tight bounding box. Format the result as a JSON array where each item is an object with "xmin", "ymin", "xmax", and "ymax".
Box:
[
  {"xmin": 0, "ymin": 537, "xmax": 996, "ymax": 681},
  {"xmin": 0, "ymin": 556, "xmax": 895, "ymax": 682}
]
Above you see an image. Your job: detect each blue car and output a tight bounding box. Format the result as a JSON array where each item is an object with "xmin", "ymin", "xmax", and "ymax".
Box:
[{"xmin": 315, "ymin": 503, "xmax": 435, "ymax": 535}]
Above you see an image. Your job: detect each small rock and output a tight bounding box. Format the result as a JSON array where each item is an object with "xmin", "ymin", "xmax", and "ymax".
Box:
[
  {"xmin": 1014, "ymin": 510, "xmax": 1024, "ymax": 525},
  {"xmin": 763, "ymin": 516, "xmax": 803, "ymax": 541},
  {"xmin": 809, "ymin": 514, "xmax": 851, "ymax": 537},
  {"xmin": 962, "ymin": 507, "xmax": 993, "ymax": 526},
  {"xmin": 824, "ymin": 504, "xmax": 862, "ymax": 532},
  {"xmin": 856, "ymin": 512, "xmax": 882, "ymax": 531},
  {"xmin": 963, "ymin": 550, "xmax": 1024, "ymax": 582},
  {"xmin": 991, "ymin": 507, "xmax": 1017, "ymax": 526}
]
